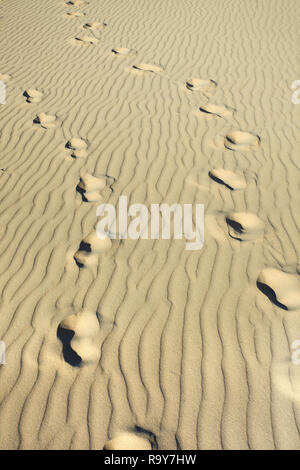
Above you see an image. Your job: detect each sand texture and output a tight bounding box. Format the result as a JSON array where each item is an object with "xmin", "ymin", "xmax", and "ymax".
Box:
[{"xmin": 0, "ymin": 0, "xmax": 300, "ymax": 450}]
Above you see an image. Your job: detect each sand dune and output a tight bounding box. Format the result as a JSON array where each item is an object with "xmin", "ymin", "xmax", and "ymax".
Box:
[{"xmin": 0, "ymin": 0, "xmax": 300, "ymax": 451}]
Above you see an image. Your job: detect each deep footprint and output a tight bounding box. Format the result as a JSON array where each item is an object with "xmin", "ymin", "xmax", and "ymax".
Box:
[
  {"xmin": 24, "ymin": 89, "xmax": 43, "ymax": 103},
  {"xmin": 33, "ymin": 113, "xmax": 57, "ymax": 129},
  {"xmin": 224, "ymin": 131, "xmax": 261, "ymax": 151},
  {"xmin": 58, "ymin": 310, "xmax": 100, "ymax": 366},
  {"xmin": 74, "ymin": 231, "xmax": 112, "ymax": 267},
  {"xmin": 77, "ymin": 173, "xmax": 114, "ymax": 202},
  {"xmin": 226, "ymin": 212, "xmax": 264, "ymax": 241},
  {"xmin": 257, "ymin": 268, "xmax": 300, "ymax": 310},
  {"xmin": 66, "ymin": 138, "xmax": 88, "ymax": 158},
  {"xmin": 57, "ymin": 326, "xmax": 82, "ymax": 367},
  {"xmin": 209, "ymin": 168, "xmax": 247, "ymax": 190}
]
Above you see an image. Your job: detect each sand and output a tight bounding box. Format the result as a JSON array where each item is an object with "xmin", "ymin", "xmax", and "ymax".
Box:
[{"xmin": 0, "ymin": 0, "xmax": 300, "ymax": 450}]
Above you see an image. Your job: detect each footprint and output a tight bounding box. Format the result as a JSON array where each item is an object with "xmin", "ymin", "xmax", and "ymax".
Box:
[
  {"xmin": 199, "ymin": 103, "xmax": 234, "ymax": 118},
  {"xmin": 57, "ymin": 309, "xmax": 100, "ymax": 366},
  {"xmin": 66, "ymin": 138, "xmax": 88, "ymax": 158},
  {"xmin": 66, "ymin": 0, "xmax": 89, "ymax": 6},
  {"xmin": 74, "ymin": 35, "xmax": 98, "ymax": 45},
  {"xmin": 33, "ymin": 113, "xmax": 57, "ymax": 129},
  {"xmin": 24, "ymin": 89, "xmax": 43, "ymax": 103},
  {"xmin": 112, "ymin": 47, "xmax": 136, "ymax": 56},
  {"xmin": 209, "ymin": 168, "xmax": 247, "ymax": 190},
  {"xmin": 257, "ymin": 268, "xmax": 300, "ymax": 311},
  {"xmin": 104, "ymin": 432, "xmax": 152, "ymax": 450},
  {"xmin": 225, "ymin": 212, "xmax": 264, "ymax": 241},
  {"xmin": 57, "ymin": 325, "xmax": 81, "ymax": 366},
  {"xmin": 77, "ymin": 173, "xmax": 114, "ymax": 202},
  {"xmin": 132, "ymin": 63, "xmax": 163, "ymax": 73},
  {"xmin": 224, "ymin": 131, "xmax": 261, "ymax": 151},
  {"xmin": 186, "ymin": 78, "xmax": 217, "ymax": 92},
  {"xmin": 0, "ymin": 73, "xmax": 11, "ymax": 81},
  {"xmin": 74, "ymin": 230, "xmax": 112, "ymax": 267},
  {"xmin": 83, "ymin": 21, "xmax": 107, "ymax": 30},
  {"xmin": 65, "ymin": 11, "xmax": 85, "ymax": 17}
]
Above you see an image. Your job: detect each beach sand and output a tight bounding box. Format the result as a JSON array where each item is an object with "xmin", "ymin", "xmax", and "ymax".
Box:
[{"xmin": 0, "ymin": 0, "xmax": 300, "ymax": 450}]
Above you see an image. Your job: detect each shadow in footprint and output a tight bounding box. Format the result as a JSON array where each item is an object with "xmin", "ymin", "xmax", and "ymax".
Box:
[
  {"xmin": 209, "ymin": 172, "xmax": 233, "ymax": 190},
  {"xmin": 76, "ymin": 184, "xmax": 89, "ymax": 202},
  {"xmin": 74, "ymin": 37, "xmax": 98, "ymax": 45},
  {"xmin": 65, "ymin": 138, "xmax": 88, "ymax": 158},
  {"xmin": 23, "ymin": 91, "xmax": 30, "ymax": 101},
  {"xmin": 208, "ymin": 169, "xmax": 246, "ymax": 191},
  {"xmin": 112, "ymin": 47, "xmax": 135, "ymax": 56},
  {"xmin": 132, "ymin": 63, "xmax": 163, "ymax": 73},
  {"xmin": 78, "ymin": 240, "xmax": 92, "ymax": 253},
  {"xmin": 134, "ymin": 426, "xmax": 158, "ymax": 450},
  {"xmin": 226, "ymin": 217, "xmax": 243, "ymax": 238},
  {"xmin": 57, "ymin": 326, "xmax": 82, "ymax": 367},
  {"xmin": 23, "ymin": 89, "xmax": 43, "ymax": 103},
  {"xmin": 73, "ymin": 240, "xmax": 92, "ymax": 268},
  {"xmin": 256, "ymin": 281, "xmax": 288, "ymax": 310},
  {"xmin": 33, "ymin": 113, "xmax": 56, "ymax": 128},
  {"xmin": 200, "ymin": 107, "xmax": 213, "ymax": 115}
]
